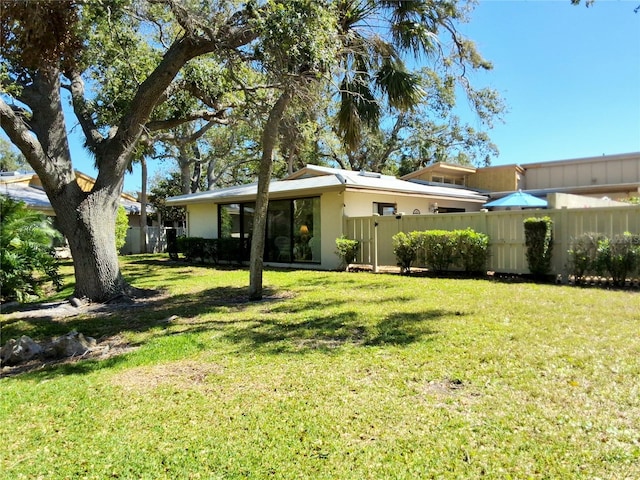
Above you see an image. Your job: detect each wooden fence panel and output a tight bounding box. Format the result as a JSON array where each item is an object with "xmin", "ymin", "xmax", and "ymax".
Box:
[
  {"xmin": 484, "ymin": 211, "xmax": 533, "ymax": 273},
  {"xmin": 344, "ymin": 205, "xmax": 640, "ymax": 276},
  {"xmin": 123, "ymin": 227, "xmax": 185, "ymax": 255},
  {"xmin": 343, "ymin": 217, "xmax": 375, "ymax": 265}
]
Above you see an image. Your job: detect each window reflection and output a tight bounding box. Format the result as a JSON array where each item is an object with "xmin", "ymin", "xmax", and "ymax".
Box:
[{"xmin": 218, "ymin": 197, "xmax": 320, "ymax": 263}]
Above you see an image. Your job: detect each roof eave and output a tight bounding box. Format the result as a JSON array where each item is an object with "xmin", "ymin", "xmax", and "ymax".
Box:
[{"xmin": 166, "ymin": 183, "xmax": 345, "ymax": 206}]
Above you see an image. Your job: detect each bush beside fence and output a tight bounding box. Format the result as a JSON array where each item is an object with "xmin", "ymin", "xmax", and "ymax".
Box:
[
  {"xmin": 567, "ymin": 232, "xmax": 640, "ymax": 286},
  {"xmin": 523, "ymin": 216, "xmax": 554, "ymax": 278},
  {"xmin": 347, "ymin": 206, "xmax": 640, "ymax": 283},
  {"xmin": 392, "ymin": 228, "xmax": 489, "ymax": 275}
]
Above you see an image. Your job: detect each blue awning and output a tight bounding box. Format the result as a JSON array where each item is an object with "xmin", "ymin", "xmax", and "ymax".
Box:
[{"xmin": 484, "ymin": 190, "xmax": 547, "ymax": 208}]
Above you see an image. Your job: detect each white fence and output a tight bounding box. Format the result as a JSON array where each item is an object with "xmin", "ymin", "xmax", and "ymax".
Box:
[
  {"xmin": 344, "ymin": 205, "xmax": 640, "ymax": 277},
  {"xmin": 122, "ymin": 227, "xmax": 185, "ymax": 255}
]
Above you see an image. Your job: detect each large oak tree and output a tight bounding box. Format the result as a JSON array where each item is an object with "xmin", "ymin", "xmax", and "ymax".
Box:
[{"xmin": 0, "ymin": 0, "xmax": 257, "ymax": 301}]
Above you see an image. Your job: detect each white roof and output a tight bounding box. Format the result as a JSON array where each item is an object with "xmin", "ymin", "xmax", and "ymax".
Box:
[
  {"xmin": 1, "ymin": 182, "xmax": 54, "ymax": 212},
  {"xmin": 167, "ymin": 164, "xmax": 488, "ymax": 205},
  {"xmin": 1, "ymin": 182, "xmax": 144, "ymax": 214}
]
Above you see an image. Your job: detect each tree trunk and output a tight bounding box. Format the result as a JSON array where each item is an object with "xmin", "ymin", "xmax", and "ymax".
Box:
[
  {"xmin": 140, "ymin": 157, "xmax": 148, "ymax": 254},
  {"xmin": 49, "ymin": 181, "xmax": 125, "ymax": 302},
  {"xmin": 248, "ymin": 89, "xmax": 293, "ymax": 300},
  {"xmin": 206, "ymin": 158, "xmax": 217, "ymax": 190},
  {"xmin": 0, "ymin": 72, "xmax": 127, "ymax": 302},
  {"xmin": 191, "ymin": 143, "xmax": 202, "ymax": 193},
  {"xmin": 179, "ymin": 152, "xmax": 192, "ymax": 195}
]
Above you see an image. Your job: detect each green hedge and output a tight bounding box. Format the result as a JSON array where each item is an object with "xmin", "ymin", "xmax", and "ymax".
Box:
[
  {"xmin": 523, "ymin": 216, "xmax": 554, "ymax": 277},
  {"xmin": 418, "ymin": 230, "xmax": 457, "ymax": 273},
  {"xmin": 455, "ymin": 228, "xmax": 491, "ymax": 273},
  {"xmin": 567, "ymin": 233, "xmax": 605, "ymax": 284},
  {"xmin": 176, "ymin": 236, "xmax": 246, "ymax": 264},
  {"xmin": 392, "ymin": 228, "xmax": 490, "ymax": 275},
  {"xmin": 392, "ymin": 231, "xmax": 421, "ymax": 274},
  {"xmin": 568, "ymin": 232, "xmax": 640, "ymax": 286},
  {"xmin": 335, "ymin": 236, "xmax": 360, "ymax": 271}
]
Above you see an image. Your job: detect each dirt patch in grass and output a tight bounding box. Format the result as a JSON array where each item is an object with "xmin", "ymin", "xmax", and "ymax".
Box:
[
  {"xmin": 111, "ymin": 361, "xmax": 224, "ymax": 393},
  {"xmin": 414, "ymin": 378, "xmax": 481, "ymax": 409}
]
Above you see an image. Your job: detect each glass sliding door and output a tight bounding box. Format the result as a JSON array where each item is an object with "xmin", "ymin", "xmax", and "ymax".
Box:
[
  {"xmin": 218, "ymin": 196, "xmax": 320, "ymax": 264},
  {"xmin": 219, "ymin": 203, "xmax": 241, "ymax": 238},
  {"xmin": 293, "ymin": 198, "xmax": 321, "ymax": 262},
  {"xmin": 218, "ymin": 203, "xmax": 251, "ymax": 261},
  {"xmin": 266, "ymin": 200, "xmax": 292, "ymax": 262}
]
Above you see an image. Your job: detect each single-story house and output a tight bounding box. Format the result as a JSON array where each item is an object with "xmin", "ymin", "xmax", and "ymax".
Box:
[{"xmin": 166, "ymin": 164, "xmax": 488, "ymax": 270}]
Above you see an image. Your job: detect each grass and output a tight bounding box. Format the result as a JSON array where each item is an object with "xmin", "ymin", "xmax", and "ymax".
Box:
[{"xmin": 1, "ymin": 254, "xmax": 639, "ymax": 479}]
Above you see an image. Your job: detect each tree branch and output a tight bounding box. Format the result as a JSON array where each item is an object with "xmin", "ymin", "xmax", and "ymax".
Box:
[
  {"xmin": 0, "ymin": 95, "xmax": 75, "ymax": 195},
  {"xmin": 105, "ymin": 6, "xmax": 257, "ymax": 182},
  {"xmin": 64, "ymin": 69, "xmax": 105, "ymax": 150},
  {"xmin": 145, "ymin": 110, "xmax": 228, "ymax": 132},
  {"xmin": 183, "ymin": 119, "xmax": 217, "ymax": 144},
  {"xmin": 0, "ymin": 97, "xmax": 47, "ymax": 169}
]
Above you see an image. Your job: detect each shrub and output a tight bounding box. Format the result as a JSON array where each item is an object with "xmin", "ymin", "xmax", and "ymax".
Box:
[
  {"xmin": 420, "ymin": 230, "xmax": 457, "ymax": 273},
  {"xmin": 217, "ymin": 238, "xmax": 241, "ymax": 263},
  {"xmin": 335, "ymin": 236, "xmax": 359, "ymax": 271},
  {"xmin": 595, "ymin": 232, "xmax": 639, "ymax": 286},
  {"xmin": 392, "ymin": 231, "xmax": 421, "ymax": 274},
  {"xmin": 176, "ymin": 236, "xmax": 246, "ymax": 264},
  {"xmin": 567, "ymin": 233, "xmax": 604, "ymax": 284},
  {"xmin": 523, "ymin": 216, "xmax": 554, "ymax": 277},
  {"xmin": 0, "ymin": 196, "xmax": 63, "ymax": 302},
  {"xmin": 177, "ymin": 236, "xmax": 206, "ymax": 262},
  {"xmin": 454, "ymin": 228, "xmax": 490, "ymax": 274},
  {"xmin": 115, "ymin": 205, "xmax": 128, "ymax": 251}
]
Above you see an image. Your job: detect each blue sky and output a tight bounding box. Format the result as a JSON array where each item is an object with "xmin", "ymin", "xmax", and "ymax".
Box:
[
  {"xmin": 5, "ymin": 1, "xmax": 640, "ymax": 193},
  {"xmin": 457, "ymin": 0, "xmax": 640, "ymax": 166}
]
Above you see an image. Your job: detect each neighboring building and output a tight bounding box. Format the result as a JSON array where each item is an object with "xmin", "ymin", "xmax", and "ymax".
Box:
[
  {"xmin": 166, "ymin": 164, "xmax": 488, "ymax": 270},
  {"xmin": 0, "ymin": 171, "xmax": 145, "ymax": 226},
  {"xmin": 0, "ymin": 172, "xmax": 55, "ymax": 215},
  {"xmin": 402, "ymin": 152, "xmax": 640, "ymax": 202}
]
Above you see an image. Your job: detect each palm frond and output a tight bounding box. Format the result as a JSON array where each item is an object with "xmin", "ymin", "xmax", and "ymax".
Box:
[
  {"xmin": 337, "ymin": 76, "xmax": 380, "ymax": 150},
  {"xmin": 375, "ymin": 60, "xmax": 424, "ymax": 110}
]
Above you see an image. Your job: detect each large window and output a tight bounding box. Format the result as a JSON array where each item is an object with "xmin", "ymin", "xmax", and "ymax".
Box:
[
  {"xmin": 218, "ymin": 197, "xmax": 320, "ymax": 263},
  {"xmin": 292, "ymin": 198, "xmax": 320, "ymax": 262},
  {"xmin": 218, "ymin": 203, "xmax": 253, "ymax": 262}
]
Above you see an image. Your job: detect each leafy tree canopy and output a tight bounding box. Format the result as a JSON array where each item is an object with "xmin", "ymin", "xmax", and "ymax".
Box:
[{"xmin": 0, "ymin": 137, "xmax": 29, "ymax": 172}]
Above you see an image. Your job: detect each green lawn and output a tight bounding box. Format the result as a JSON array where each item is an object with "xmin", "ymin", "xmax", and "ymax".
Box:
[{"xmin": 1, "ymin": 255, "xmax": 639, "ymax": 479}]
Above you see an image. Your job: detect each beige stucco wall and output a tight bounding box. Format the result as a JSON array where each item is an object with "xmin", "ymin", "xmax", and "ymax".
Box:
[
  {"xmin": 547, "ymin": 193, "xmax": 630, "ymax": 209},
  {"xmin": 317, "ymin": 191, "xmax": 344, "ymax": 270},
  {"xmin": 343, "ymin": 189, "xmax": 483, "ymax": 215},
  {"xmin": 186, "ymin": 203, "xmax": 217, "ymax": 238}
]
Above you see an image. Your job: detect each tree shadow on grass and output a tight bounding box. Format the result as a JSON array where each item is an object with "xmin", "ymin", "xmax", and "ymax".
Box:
[
  {"xmin": 0, "ymin": 285, "xmax": 266, "ymax": 341},
  {"xmin": 218, "ymin": 309, "xmax": 445, "ymax": 354},
  {"xmin": 2, "ymin": 273, "xmax": 452, "ymax": 378},
  {"xmin": 0, "ymin": 285, "xmax": 264, "ymax": 378}
]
